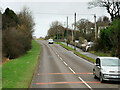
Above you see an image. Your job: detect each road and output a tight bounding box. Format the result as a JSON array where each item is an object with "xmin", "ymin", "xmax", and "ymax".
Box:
[{"xmin": 30, "ymin": 40, "xmax": 119, "ymax": 89}]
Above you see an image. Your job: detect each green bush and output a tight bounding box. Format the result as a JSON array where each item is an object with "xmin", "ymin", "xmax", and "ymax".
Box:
[
  {"xmin": 94, "ymin": 18, "xmax": 120, "ymax": 58},
  {"xmin": 2, "ymin": 8, "xmax": 34, "ymax": 59},
  {"xmin": 110, "ymin": 19, "xmax": 120, "ymax": 58}
]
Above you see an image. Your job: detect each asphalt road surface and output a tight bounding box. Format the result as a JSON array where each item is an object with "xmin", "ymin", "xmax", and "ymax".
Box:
[{"xmin": 30, "ymin": 40, "xmax": 120, "ymax": 89}]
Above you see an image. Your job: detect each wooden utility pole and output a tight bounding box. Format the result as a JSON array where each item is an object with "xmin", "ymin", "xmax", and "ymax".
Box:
[
  {"xmin": 74, "ymin": 12, "xmax": 77, "ymax": 50},
  {"xmin": 72, "ymin": 24, "xmax": 74, "ymax": 43},
  {"xmin": 94, "ymin": 14, "xmax": 97, "ymax": 40},
  {"xmin": 67, "ymin": 16, "xmax": 68, "ymax": 40},
  {"xmin": 62, "ymin": 30, "xmax": 64, "ymax": 41},
  {"xmin": 74, "ymin": 12, "xmax": 76, "ymax": 38},
  {"xmin": 67, "ymin": 16, "xmax": 68, "ymax": 46},
  {"xmin": 57, "ymin": 27, "xmax": 58, "ymax": 42}
]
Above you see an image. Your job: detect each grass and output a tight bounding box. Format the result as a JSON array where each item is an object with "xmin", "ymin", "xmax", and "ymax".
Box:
[
  {"xmin": 0, "ymin": 65, "xmax": 2, "ymax": 89},
  {"xmin": 74, "ymin": 52, "xmax": 95, "ymax": 63},
  {"xmin": 89, "ymin": 51, "xmax": 111, "ymax": 57},
  {"xmin": 55, "ymin": 42, "xmax": 94, "ymax": 63},
  {"xmin": 54, "ymin": 42, "xmax": 111, "ymax": 63},
  {"xmin": 54, "ymin": 42, "xmax": 75, "ymax": 51},
  {"xmin": 54, "ymin": 42, "xmax": 62, "ymax": 44},
  {"xmin": 2, "ymin": 40, "xmax": 41, "ymax": 88},
  {"xmin": 60, "ymin": 44, "xmax": 75, "ymax": 51},
  {"xmin": 37, "ymin": 38, "xmax": 44, "ymax": 40}
]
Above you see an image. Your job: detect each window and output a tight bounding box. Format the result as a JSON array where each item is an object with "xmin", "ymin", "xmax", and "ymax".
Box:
[
  {"xmin": 101, "ymin": 59, "xmax": 120, "ymax": 66},
  {"xmin": 96, "ymin": 58, "xmax": 100, "ymax": 66}
]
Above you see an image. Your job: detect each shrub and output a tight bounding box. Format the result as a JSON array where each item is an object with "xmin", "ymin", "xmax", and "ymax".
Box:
[
  {"xmin": 2, "ymin": 8, "xmax": 34, "ymax": 59},
  {"xmin": 94, "ymin": 18, "xmax": 120, "ymax": 58}
]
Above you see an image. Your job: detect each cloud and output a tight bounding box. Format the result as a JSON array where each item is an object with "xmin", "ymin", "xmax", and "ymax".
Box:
[{"xmin": 1, "ymin": 0, "xmax": 92, "ymax": 2}]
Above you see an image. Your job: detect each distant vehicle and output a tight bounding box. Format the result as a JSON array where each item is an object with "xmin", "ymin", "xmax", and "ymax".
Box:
[
  {"xmin": 86, "ymin": 42, "xmax": 94, "ymax": 52},
  {"xmin": 80, "ymin": 44, "xmax": 87, "ymax": 52},
  {"xmin": 48, "ymin": 39, "xmax": 53, "ymax": 44},
  {"xmin": 81, "ymin": 44, "xmax": 86, "ymax": 47},
  {"xmin": 93, "ymin": 57, "xmax": 120, "ymax": 83},
  {"xmin": 80, "ymin": 42, "xmax": 94, "ymax": 52}
]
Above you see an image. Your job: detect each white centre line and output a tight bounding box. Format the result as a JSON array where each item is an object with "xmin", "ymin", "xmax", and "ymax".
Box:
[
  {"xmin": 57, "ymin": 55, "xmax": 60, "ymax": 57},
  {"xmin": 63, "ymin": 61, "xmax": 68, "ymax": 66},
  {"xmin": 78, "ymin": 77, "xmax": 93, "ymax": 90},
  {"xmin": 59, "ymin": 57, "xmax": 63, "ymax": 61},
  {"xmin": 68, "ymin": 67, "xmax": 76, "ymax": 74},
  {"xmin": 54, "ymin": 51, "xmax": 92, "ymax": 90}
]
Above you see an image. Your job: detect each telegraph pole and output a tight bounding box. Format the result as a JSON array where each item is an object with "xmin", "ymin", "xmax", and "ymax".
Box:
[
  {"xmin": 72, "ymin": 24, "xmax": 74, "ymax": 43},
  {"xmin": 67, "ymin": 16, "xmax": 68, "ymax": 46},
  {"xmin": 74, "ymin": 12, "xmax": 76, "ymax": 50},
  {"xmin": 74, "ymin": 12, "xmax": 76, "ymax": 38},
  {"xmin": 57, "ymin": 27, "xmax": 58, "ymax": 42},
  {"xmin": 94, "ymin": 14, "xmax": 97, "ymax": 40}
]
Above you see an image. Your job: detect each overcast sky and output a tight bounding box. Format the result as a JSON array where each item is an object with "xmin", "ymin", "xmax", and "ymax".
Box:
[{"xmin": 0, "ymin": 0, "xmax": 110, "ymax": 38}]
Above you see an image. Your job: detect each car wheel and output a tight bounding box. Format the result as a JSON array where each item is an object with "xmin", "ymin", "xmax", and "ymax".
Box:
[
  {"xmin": 100, "ymin": 73, "xmax": 104, "ymax": 83},
  {"xmin": 93, "ymin": 70, "xmax": 97, "ymax": 79}
]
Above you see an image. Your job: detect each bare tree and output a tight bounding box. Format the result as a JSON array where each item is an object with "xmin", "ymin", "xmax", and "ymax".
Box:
[
  {"xmin": 88, "ymin": 0, "xmax": 120, "ymax": 21},
  {"xmin": 50, "ymin": 21, "xmax": 62, "ymax": 28},
  {"xmin": 97, "ymin": 16, "xmax": 110, "ymax": 26},
  {"xmin": 18, "ymin": 7, "xmax": 35, "ymax": 39},
  {"xmin": 76, "ymin": 19, "xmax": 94, "ymax": 34},
  {"xmin": 76, "ymin": 19, "xmax": 94, "ymax": 41},
  {"xmin": 48, "ymin": 21, "xmax": 65, "ymax": 40}
]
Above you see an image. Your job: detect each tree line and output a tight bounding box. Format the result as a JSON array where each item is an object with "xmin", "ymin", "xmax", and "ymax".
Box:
[
  {"xmin": 46, "ymin": 16, "xmax": 110, "ymax": 43},
  {"xmin": 2, "ymin": 8, "xmax": 35, "ymax": 59},
  {"xmin": 89, "ymin": 0, "xmax": 120, "ymax": 58},
  {"xmin": 46, "ymin": 0, "xmax": 120, "ymax": 58}
]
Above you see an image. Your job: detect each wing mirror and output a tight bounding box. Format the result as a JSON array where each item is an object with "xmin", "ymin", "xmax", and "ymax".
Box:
[{"xmin": 95, "ymin": 63, "xmax": 99, "ymax": 66}]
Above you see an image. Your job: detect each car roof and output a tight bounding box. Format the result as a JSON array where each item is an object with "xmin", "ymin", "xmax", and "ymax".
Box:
[{"xmin": 96, "ymin": 57, "xmax": 119, "ymax": 60}]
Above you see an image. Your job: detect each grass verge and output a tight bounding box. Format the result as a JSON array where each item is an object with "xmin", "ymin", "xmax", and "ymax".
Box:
[
  {"xmin": 74, "ymin": 52, "xmax": 95, "ymax": 63},
  {"xmin": 55, "ymin": 42, "xmax": 94, "ymax": 63},
  {"xmin": 2, "ymin": 40, "xmax": 41, "ymax": 88},
  {"xmin": 54, "ymin": 42, "xmax": 75, "ymax": 51},
  {"xmin": 89, "ymin": 51, "xmax": 111, "ymax": 57},
  {"xmin": 54, "ymin": 42, "xmax": 62, "ymax": 44},
  {"xmin": 60, "ymin": 44, "xmax": 75, "ymax": 51}
]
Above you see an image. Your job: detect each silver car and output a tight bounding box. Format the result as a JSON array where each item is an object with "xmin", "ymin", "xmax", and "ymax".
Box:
[{"xmin": 93, "ymin": 57, "xmax": 120, "ymax": 83}]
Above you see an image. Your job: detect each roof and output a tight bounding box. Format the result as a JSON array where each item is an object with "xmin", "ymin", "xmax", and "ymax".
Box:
[{"xmin": 96, "ymin": 57, "xmax": 119, "ymax": 60}]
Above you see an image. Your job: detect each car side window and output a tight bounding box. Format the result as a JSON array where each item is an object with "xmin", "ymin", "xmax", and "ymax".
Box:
[{"xmin": 96, "ymin": 58, "xmax": 100, "ymax": 66}]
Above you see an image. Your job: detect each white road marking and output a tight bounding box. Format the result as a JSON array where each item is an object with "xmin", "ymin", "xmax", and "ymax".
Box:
[
  {"xmin": 73, "ymin": 53, "xmax": 94, "ymax": 65},
  {"xmin": 78, "ymin": 77, "xmax": 92, "ymax": 90},
  {"xmin": 57, "ymin": 55, "xmax": 60, "ymax": 57},
  {"xmin": 68, "ymin": 67, "xmax": 76, "ymax": 74},
  {"xmin": 63, "ymin": 61, "xmax": 68, "ymax": 66},
  {"xmin": 60, "ymin": 57, "xmax": 63, "ymax": 61},
  {"xmin": 48, "ymin": 43, "xmax": 93, "ymax": 90}
]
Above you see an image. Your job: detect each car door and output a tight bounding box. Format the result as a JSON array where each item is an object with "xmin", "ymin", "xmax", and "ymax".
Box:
[{"xmin": 95, "ymin": 58, "xmax": 101, "ymax": 77}]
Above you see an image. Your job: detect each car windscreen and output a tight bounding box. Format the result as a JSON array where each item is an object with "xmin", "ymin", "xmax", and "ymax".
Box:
[
  {"xmin": 49, "ymin": 39, "xmax": 53, "ymax": 41},
  {"xmin": 101, "ymin": 58, "xmax": 120, "ymax": 66}
]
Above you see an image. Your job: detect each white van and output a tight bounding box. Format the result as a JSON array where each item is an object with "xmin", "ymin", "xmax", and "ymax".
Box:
[{"xmin": 48, "ymin": 39, "xmax": 53, "ymax": 44}]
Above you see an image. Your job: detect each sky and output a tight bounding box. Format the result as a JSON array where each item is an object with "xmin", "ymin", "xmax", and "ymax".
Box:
[{"xmin": 0, "ymin": 0, "xmax": 110, "ymax": 38}]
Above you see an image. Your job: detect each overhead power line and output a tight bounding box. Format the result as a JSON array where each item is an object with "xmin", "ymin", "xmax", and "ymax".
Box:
[{"xmin": 34, "ymin": 12, "xmax": 94, "ymax": 15}]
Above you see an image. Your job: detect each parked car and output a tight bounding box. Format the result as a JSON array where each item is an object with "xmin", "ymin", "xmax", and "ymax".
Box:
[
  {"xmin": 80, "ymin": 42, "xmax": 94, "ymax": 52},
  {"xmin": 86, "ymin": 42, "xmax": 94, "ymax": 52},
  {"xmin": 93, "ymin": 57, "xmax": 120, "ymax": 83},
  {"xmin": 80, "ymin": 44, "xmax": 86, "ymax": 52},
  {"xmin": 48, "ymin": 39, "xmax": 53, "ymax": 44}
]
